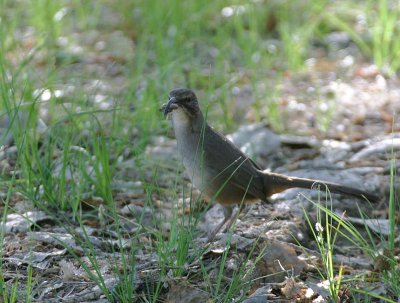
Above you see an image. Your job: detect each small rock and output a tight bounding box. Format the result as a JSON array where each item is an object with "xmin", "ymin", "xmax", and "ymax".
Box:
[
  {"xmin": 227, "ymin": 124, "xmax": 281, "ymax": 160},
  {"xmin": 350, "ymin": 138, "xmax": 400, "ymax": 161},
  {"xmin": 165, "ymin": 283, "xmax": 210, "ymax": 303},
  {"xmin": 325, "ymin": 31, "xmax": 351, "ymax": 49},
  {"xmin": 103, "ymin": 31, "xmax": 135, "ymax": 62},
  {"xmin": 242, "ymin": 286, "xmax": 271, "ymax": 303},
  {"xmin": 112, "ymin": 180, "xmax": 144, "ymax": 196},
  {"xmin": 0, "ymin": 111, "xmax": 47, "ymax": 145},
  {"xmin": 2, "ymin": 211, "xmax": 52, "ymax": 234},
  {"xmin": 259, "ymin": 240, "xmax": 307, "ymax": 283}
]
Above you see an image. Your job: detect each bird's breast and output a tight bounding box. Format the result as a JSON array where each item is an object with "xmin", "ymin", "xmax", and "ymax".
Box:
[
  {"xmin": 177, "ymin": 132, "xmax": 206, "ymax": 188},
  {"xmin": 171, "ymin": 114, "xmax": 208, "ymax": 190}
]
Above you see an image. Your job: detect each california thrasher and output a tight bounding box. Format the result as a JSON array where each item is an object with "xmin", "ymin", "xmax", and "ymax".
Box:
[{"xmin": 162, "ymin": 88, "xmax": 379, "ymax": 240}]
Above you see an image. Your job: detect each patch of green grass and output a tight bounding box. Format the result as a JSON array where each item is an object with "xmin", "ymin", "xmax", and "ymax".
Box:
[
  {"xmin": 274, "ymin": 0, "xmax": 330, "ymax": 71},
  {"xmin": 154, "ymin": 198, "xmax": 199, "ymax": 278},
  {"xmin": 302, "ymin": 180, "xmax": 398, "ymax": 302},
  {"xmin": 0, "ymin": 180, "xmax": 19, "ymax": 303},
  {"xmin": 199, "ymin": 233, "xmax": 266, "ymax": 302},
  {"xmin": 303, "ymin": 192, "xmax": 346, "ymax": 300},
  {"xmin": 380, "ymin": 136, "xmax": 400, "ymax": 296},
  {"xmin": 0, "ymin": 276, "xmax": 19, "ymax": 303},
  {"xmin": 327, "ymin": 0, "xmax": 400, "ymax": 74}
]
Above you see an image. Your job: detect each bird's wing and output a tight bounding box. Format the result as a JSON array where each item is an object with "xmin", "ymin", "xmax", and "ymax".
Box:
[{"xmin": 202, "ymin": 125, "xmax": 266, "ymax": 200}]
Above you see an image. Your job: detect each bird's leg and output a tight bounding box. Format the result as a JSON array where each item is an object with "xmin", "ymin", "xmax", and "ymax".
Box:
[
  {"xmin": 224, "ymin": 203, "xmax": 246, "ymax": 233},
  {"xmin": 207, "ymin": 205, "xmax": 233, "ymax": 242},
  {"xmin": 207, "ymin": 204, "xmax": 245, "ymax": 242}
]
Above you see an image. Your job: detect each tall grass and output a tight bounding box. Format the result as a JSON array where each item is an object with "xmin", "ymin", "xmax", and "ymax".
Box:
[
  {"xmin": 381, "ymin": 135, "xmax": 400, "ymax": 296},
  {"xmin": 303, "ymin": 192, "xmax": 345, "ymax": 301},
  {"xmin": 303, "ymin": 166, "xmax": 398, "ymax": 302},
  {"xmin": 327, "ymin": 0, "xmax": 400, "ymax": 75}
]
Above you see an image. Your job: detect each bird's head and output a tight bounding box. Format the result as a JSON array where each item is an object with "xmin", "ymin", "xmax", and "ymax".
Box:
[{"xmin": 162, "ymin": 88, "xmax": 200, "ymax": 118}]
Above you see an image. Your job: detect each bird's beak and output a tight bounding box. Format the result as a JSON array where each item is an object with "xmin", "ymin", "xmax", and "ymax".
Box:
[{"xmin": 162, "ymin": 97, "xmax": 178, "ymax": 117}]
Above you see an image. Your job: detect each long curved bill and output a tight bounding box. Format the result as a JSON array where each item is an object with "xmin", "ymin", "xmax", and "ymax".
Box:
[{"xmin": 162, "ymin": 97, "xmax": 177, "ymax": 117}]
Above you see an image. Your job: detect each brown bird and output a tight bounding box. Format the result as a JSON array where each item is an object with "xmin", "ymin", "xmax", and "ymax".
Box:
[{"xmin": 162, "ymin": 88, "xmax": 379, "ymax": 240}]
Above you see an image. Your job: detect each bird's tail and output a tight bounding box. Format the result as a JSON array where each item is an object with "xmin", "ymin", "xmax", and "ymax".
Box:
[{"xmin": 262, "ymin": 172, "xmax": 379, "ymax": 202}]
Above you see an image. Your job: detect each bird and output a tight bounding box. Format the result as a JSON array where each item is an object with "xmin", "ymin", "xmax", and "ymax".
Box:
[{"xmin": 162, "ymin": 88, "xmax": 379, "ymax": 240}]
